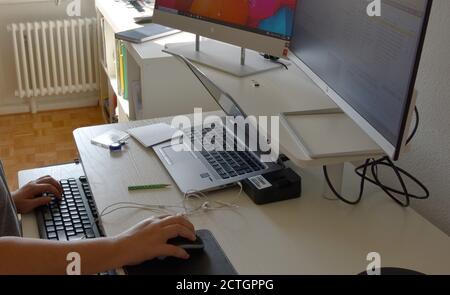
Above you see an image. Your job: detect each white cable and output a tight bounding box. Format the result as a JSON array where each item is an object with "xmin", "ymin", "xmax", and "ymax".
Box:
[{"xmin": 99, "ymin": 182, "xmax": 244, "ymax": 219}]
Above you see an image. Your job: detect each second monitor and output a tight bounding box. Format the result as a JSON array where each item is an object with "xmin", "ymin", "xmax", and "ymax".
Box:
[{"xmin": 153, "ymin": 0, "xmax": 297, "ymax": 76}]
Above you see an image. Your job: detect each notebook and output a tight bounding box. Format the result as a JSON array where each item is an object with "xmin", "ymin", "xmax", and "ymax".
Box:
[{"xmin": 128, "ymin": 123, "xmax": 181, "ymax": 148}]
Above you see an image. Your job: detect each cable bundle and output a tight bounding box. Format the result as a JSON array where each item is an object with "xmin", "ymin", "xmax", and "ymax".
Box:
[{"xmin": 323, "ymin": 107, "xmax": 429, "ymax": 207}]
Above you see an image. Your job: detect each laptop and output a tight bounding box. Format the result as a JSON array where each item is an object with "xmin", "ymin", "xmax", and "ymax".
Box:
[{"xmin": 153, "ymin": 52, "xmax": 283, "ymax": 193}]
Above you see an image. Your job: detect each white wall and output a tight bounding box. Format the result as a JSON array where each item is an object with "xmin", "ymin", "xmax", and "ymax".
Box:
[
  {"xmin": 0, "ymin": 0, "xmax": 96, "ymax": 113},
  {"xmin": 391, "ymin": 0, "xmax": 450, "ymax": 235}
]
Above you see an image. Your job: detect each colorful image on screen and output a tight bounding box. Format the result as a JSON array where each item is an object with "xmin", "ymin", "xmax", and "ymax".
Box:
[{"xmin": 156, "ymin": 0, "xmax": 297, "ymax": 40}]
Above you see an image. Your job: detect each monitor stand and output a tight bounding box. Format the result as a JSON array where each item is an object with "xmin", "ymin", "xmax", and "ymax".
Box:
[
  {"xmin": 164, "ymin": 35, "xmax": 284, "ymax": 77},
  {"xmin": 279, "ymin": 107, "xmax": 386, "ymax": 200}
]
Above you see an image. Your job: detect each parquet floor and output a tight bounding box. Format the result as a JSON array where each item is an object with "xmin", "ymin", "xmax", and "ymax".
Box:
[{"xmin": 0, "ymin": 106, "xmax": 104, "ymax": 191}]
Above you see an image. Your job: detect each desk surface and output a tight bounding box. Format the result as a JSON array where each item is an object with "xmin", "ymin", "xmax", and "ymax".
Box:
[{"xmin": 43, "ymin": 115, "xmax": 449, "ymax": 275}]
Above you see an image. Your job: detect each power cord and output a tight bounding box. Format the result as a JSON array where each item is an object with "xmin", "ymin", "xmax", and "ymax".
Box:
[
  {"xmin": 261, "ymin": 53, "xmax": 289, "ymax": 70},
  {"xmin": 323, "ymin": 107, "xmax": 429, "ymax": 207}
]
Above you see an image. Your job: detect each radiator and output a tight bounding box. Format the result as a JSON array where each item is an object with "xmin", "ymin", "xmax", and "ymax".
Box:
[{"xmin": 8, "ymin": 18, "xmax": 99, "ymax": 100}]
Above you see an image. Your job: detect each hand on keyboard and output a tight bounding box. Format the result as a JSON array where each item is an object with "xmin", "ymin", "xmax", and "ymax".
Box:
[
  {"xmin": 11, "ymin": 175, "xmax": 63, "ymax": 214},
  {"xmin": 37, "ymin": 177, "xmax": 101, "ymax": 241}
]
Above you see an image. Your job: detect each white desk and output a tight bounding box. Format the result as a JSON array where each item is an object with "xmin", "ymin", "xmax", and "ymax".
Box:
[{"xmin": 20, "ymin": 113, "xmax": 450, "ymax": 274}]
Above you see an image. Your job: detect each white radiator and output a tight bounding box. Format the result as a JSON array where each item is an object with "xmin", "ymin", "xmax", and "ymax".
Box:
[{"xmin": 8, "ymin": 18, "xmax": 99, "ymax": 100}]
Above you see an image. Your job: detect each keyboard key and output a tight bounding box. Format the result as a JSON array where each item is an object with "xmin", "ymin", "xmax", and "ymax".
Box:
[
  {"xmin": 66, "ymin": 231, "xmax": 76, "ymax": 237},
  {"xmin": 47, "ymin": 232, "xmax": 57, "ymax": 239},
  {"xmin": 56, "ymin": 230, "xmax": 67, "ymax": 241},
  {"xmin": 43, "ymin": 211, "xmax": 52, "ymax": 221},
  {"xmin": 68, "ymin": 234, "xmax": 86, "ymax": 241},
  {"xmin": 85, "ymin": 229, "xmax": 96, "ymax": 239}
]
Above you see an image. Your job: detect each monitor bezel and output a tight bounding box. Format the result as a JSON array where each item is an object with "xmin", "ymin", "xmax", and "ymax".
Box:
[
  {"xmin": 288, "ymin": 0, "xmax": 433, "ymax": 160},
  {"xmin": 153, "ymin": 5, "xmax": 293, "ymax": 58},
  {"xmin": 155, "ymin": 3, "xmax": 295, "ymax": 42}
]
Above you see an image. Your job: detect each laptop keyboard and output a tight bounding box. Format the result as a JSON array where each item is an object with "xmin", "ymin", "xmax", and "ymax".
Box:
[
  {"xmin": 184, "ymin": 127, "xmax": 266, "ymax": 179},
  {"xmin": 37, "ymin": 177, "xmax": 101, "ymax": 241}
]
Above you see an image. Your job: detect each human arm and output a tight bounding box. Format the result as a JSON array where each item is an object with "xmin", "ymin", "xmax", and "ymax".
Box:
[{"xmin": 0, "ymin": 215, "xmax": 196, "ymax": 275}]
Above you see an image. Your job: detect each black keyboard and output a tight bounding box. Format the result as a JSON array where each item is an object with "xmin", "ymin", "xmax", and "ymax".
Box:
[
  {"xmin": 36, "ymin": 176, "xmax": 102, "ymax": 241},
  {"xmin": 185, "ymin": 127, "xmax": 266, "ymax": 179}
]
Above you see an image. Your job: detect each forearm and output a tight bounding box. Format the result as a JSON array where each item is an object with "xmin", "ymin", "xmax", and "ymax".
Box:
[{"xmin": 0, "ymin": 236, "xmax": 126, "ymax": 275}]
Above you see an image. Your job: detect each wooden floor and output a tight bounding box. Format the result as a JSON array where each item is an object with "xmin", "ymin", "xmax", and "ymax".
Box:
[{"xmin": 0, "ymin": 106, "xmax": 104, "ymax": 191}]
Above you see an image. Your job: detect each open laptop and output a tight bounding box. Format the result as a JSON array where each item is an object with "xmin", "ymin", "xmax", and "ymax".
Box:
[{"xmin": 153, "ymin": 51, "xmax": 283, "ymax": 193}]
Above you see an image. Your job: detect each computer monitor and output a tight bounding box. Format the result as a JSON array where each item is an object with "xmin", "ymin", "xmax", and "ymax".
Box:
[
  {"xmin": 153, "ymin": 0, "xmax": 298, "ymax": 76},
  {"xmin": 289, "ymin": 0, "xmax": 432, "ymax": 160}
]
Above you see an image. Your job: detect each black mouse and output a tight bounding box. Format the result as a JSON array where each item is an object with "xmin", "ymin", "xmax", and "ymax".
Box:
[
  {"xmin": 157, "ymin": 235, "xmax": 204, "ymax": 260},
  {"xmin": 167, "ymin": 235, "xmax": 205, "ymax": 251}
]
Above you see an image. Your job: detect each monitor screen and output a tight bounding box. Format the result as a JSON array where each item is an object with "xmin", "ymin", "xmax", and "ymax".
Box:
[
  {"xmin": 155, "ymin": 0, "xmax": 298, "ymax": 40},
  {"xmin": 290, "ymin": 0, "xmax": 431, "ymax": 158}
]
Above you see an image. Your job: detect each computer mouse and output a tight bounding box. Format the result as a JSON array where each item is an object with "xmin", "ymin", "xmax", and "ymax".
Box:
[
  {"xmin": 157, "ymin": 235, "xmax": 204, "ymax": 260},
  {"xmin": 167, "ymin": 235, "xmax": 204, "ymax": 251}
]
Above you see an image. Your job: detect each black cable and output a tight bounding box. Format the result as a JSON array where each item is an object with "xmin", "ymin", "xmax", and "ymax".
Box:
[
  {"xmin": 356, "ymin": 156, "xmax": 430, "ymax": 200},
  {"xmin": 406, "ymin": 107, "xmax": 419, "ymax": 145},
  {"xmin": 322, "ymin": 107, "xmax": 429, "ymax": 207},
  {"xmin": 323, "ymin": 159, "xmax": 370, "ymax": 205},
  {"xmin": 272, "ymin": 60, "xmax": 289, "ymax": 70},
  {"xmin": 260, "ymin": 53, "xmax": 289, "ymax": 70}
]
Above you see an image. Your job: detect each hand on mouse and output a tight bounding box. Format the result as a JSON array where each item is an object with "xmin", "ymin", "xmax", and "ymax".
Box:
[{"xmin": 114, "ymin": 215, "xmax": 196, "ymax": 266}]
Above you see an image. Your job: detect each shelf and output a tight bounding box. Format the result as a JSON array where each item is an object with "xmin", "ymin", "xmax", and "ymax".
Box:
[{"xmin": 108, "ymin": 77, "xmax": 129, "ymax": 118}]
